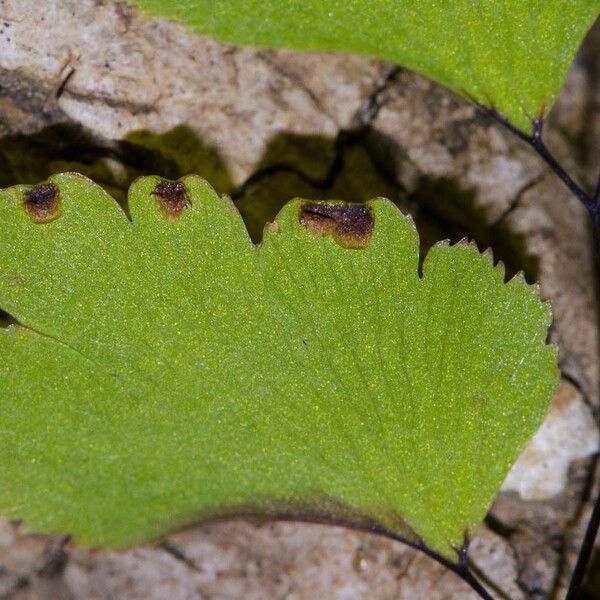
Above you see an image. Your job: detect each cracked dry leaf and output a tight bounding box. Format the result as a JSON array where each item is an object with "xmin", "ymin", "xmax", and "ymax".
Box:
[
  {"xmin": 129, "ymin": 0, "xmax": 600, "ymax": 133},
  {"xmin": 0, "ymin": 173, "xmax": 557, "ymax": 559}
]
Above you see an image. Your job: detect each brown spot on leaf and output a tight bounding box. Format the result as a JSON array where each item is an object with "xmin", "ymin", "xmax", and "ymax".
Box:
[
  {"xmin": 153, "ymin": 180, "xmax": 190, "ymax": 220},
  {"xmin": 299, "ymin": 203, "xmax": 374, "ymax": 249},
  {"xmin": 23, "ymin": 183, "xmax": 61, "ymax": 223}
]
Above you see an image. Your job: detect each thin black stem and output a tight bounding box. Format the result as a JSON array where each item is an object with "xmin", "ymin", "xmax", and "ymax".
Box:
[
  {"xmin": 368, "ymin": 525, "xmax": 494, "ymax": 600},
  {"xmin": 457, "ymin": 564, "xmax": 497, "ymax": 600},
  {"xmin": 488, "ymin": 111, "xmax": 597, "ymax": 214},
  {"xmin": 198, "ymin": 512, "xmax": 494, "ymax": 599},
  {"xmin": 486, "ymin": 107, "xmax": 600, "ymax": 598},
  {"xmin": 566, "ymin": 469, "xmax": 600, "ymax": 600},
  {"xmin": 594, "ymin": 164, "xmax": 600, "ymax": 206},
  {"xmin": 529, "ymin": 122, "xmax": 597, "ymax": 214}
]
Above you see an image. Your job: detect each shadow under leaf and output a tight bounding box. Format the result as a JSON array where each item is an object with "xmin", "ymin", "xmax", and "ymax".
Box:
[{"xmin": 0, "ymin": 122, "xmax": 539, "ymax": 284}]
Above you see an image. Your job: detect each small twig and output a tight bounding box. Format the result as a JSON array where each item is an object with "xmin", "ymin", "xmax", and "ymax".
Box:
[
  {"xmin": 43, "ymin": 54, "xmax": 76, "ymax": 114},
  {"xmin": 35, "ymin": 534, "xmax": 71, "ymax": 578},
  {"xmin": 0, "ymin": 15, "xmax": 23, "ymax": 23},
  {"xmin": 160, "ymin": 540, "xmax": 201, "ymax": 571}
]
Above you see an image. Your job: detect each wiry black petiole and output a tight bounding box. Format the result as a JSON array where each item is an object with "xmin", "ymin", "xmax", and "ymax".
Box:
[{"xmin": 486, "ymin": 106, "xmax": 600, "ymax": 600}]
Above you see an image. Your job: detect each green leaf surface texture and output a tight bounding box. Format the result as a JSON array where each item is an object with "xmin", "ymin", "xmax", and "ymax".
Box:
[
  {"xmin": 131, "ymin": 0, "xmax": 599, "ymax": 132},
  {"xmin": 0, "ymin": 174, "xmax": 557, "ymax": 559}
]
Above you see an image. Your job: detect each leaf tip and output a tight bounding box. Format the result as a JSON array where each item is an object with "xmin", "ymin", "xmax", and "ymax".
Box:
[
  {"xmin": 507, "ymin": 271, "xmax": 554, "ymax": 326},
  {"xmin": 506, "ymin": 269, "xmax": 528, "ymax": 288}
]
